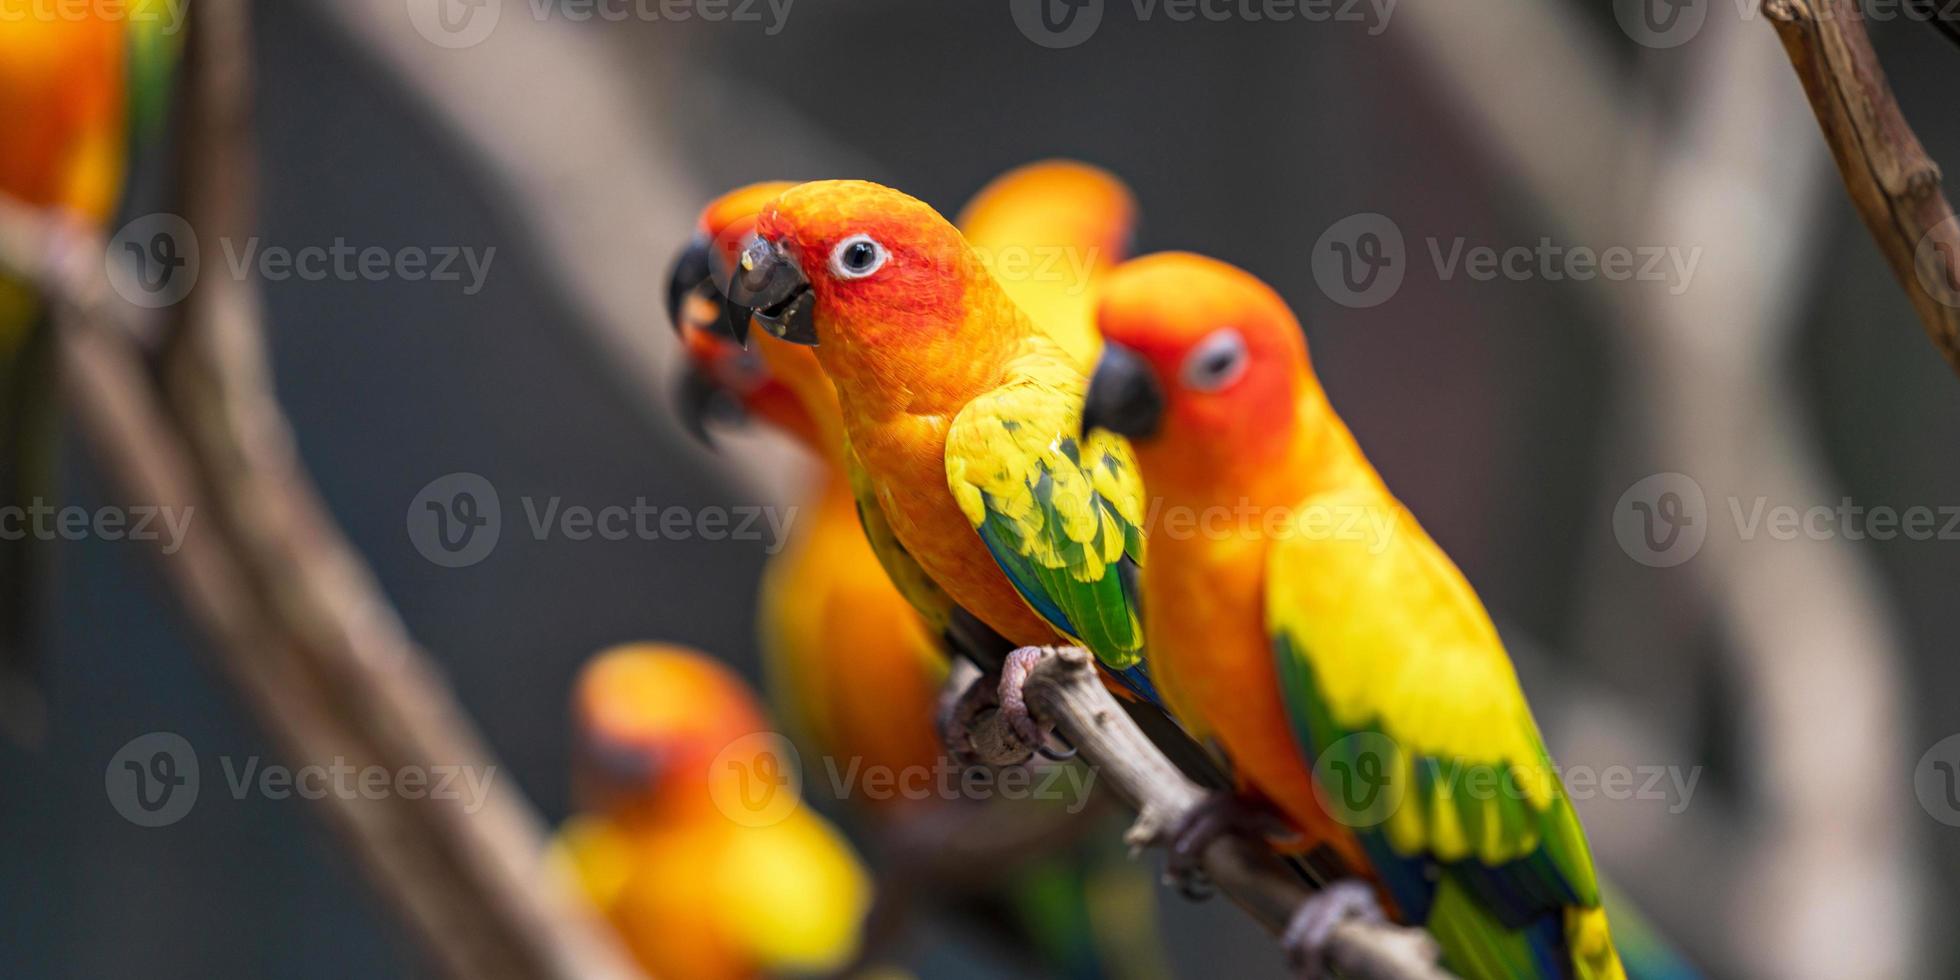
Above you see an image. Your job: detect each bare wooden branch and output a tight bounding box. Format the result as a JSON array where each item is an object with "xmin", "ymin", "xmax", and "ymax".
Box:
[
  {"xmin": 959, "ymin": 647, "xmax": 1453, "ymax": 980},
  {"xmin": 1767, "ymin": 0, "xmax": 1960, "ymax": 376},
  {"xmin": 0, "ymin": 1, "xmax": 644, "ymax": 976}
]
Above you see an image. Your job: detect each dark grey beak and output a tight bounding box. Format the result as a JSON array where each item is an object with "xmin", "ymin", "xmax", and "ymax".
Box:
[
  {"xmin": 723, "ymin": 236, "xmax": 817, "ymax": 347},
  {"xmin": 672, "ymin": 361, "xmax": 743, "ymax": 449},
  {"xmin": 1082, "ymin": 343, "xmax": 1166, "ymax": 441},
  {"xmin": 667, "ymin": 232, "xmax": 754, "ymax": 344},
  {"xmin": 666, "ymin": 232, "xmax": 712, "ymax": 332}
]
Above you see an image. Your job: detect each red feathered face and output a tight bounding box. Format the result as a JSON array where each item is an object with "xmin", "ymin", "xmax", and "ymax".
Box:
[
  {"xmin": 744, "ymin": 180, "xmax": 974, "ymax": 352},
  {"xmin": 1087, "ymin": 253, "xmax": 1307, "ymax": 469}
]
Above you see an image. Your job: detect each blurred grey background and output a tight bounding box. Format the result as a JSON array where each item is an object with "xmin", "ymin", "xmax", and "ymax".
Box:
[{"xmin": 4, "ymin": 0, "xmax": 1958, "ymax": 977}]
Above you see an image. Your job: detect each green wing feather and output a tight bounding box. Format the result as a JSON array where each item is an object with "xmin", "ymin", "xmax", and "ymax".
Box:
[
  {"xmin": 1266, "ymin": 486, "xmax": 1621, "ymax": 980},
  {"xmin": 944, "ymin": 345, "xmax": 1147, "ymax": 677}
]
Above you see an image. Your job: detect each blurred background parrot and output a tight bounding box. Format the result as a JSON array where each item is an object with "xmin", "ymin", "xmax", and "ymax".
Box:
[
  {"xmin": 669, "ymin": 165, "xmax": 1170, "ymax": 980},
  {"xmin": 719, "ymin": 180, "xmax": 1156, "ymax": 715},
  {"xmin": 0, "ymin": 0, "xmax": 178, "ymax": 740},
  {"xmin": 1079, "ymin": 252, "xmax": 1632, "ymax": 979},
  {"xmin": 552, "ymin": 642, "xmax": 876, "ymax": 980}
]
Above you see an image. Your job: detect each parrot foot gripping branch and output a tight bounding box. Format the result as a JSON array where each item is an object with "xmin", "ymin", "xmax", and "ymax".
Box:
[{"xmin": 950, "ymin": 644, "xmax": 1454, "ymax": 980}]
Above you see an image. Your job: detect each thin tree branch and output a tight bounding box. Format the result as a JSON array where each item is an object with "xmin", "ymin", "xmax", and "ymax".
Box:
[
  {"xmin": 0, "ymin": 1, "xmax": 644, "ymax": 976},
  {"xmin": 1767, "ymin": 0, "xmax": 1960, "ymax": 376},
  {"xmin": 957, "ymin": 647, "xmax": 1454, "ymax": 980}
]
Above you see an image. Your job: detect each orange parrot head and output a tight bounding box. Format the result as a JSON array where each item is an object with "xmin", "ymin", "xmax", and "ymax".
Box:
[
  {"xmin": 571, "ymin": 643, "xmax": 774, "ymax": 821},
  {"xmin": 664, "ymin": 181, "xmax": 828, "ymax": 449},
  {"xmin": 1082, "ymin": 252, "xmax": 1312, "ymax": 486},
  {"xmin": 667, "ymin": 181, "xmax": 859, "ymax": 454},
  {"xmin": 722, "ymin": 180, "xmax": 1018, "ymax": 413}
]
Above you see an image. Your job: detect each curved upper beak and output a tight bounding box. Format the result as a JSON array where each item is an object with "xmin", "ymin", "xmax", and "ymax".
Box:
[
  {"xmin": 1082, "ymin": 343, "xmax": 1166, "ymax": 442},
  {"xmin": 666, "ymin": 233, "xmax": 712, "ymax": 332},
  {"xmin": 723, "ymin": 236, "xmax": 817, "ymax": 347},
  {"xmin": 667, "ymin": 233, "xmax": 754, "ymax": 345}
]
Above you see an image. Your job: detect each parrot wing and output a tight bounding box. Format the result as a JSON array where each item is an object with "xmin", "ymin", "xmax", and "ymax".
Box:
[
  {"xmin": 945, "ymin": 345, "xmax": 1153, "ymax": 698},
  {"xmin": 1265, "ymin": 485, "xmax": 1621, "ymax": 980}
]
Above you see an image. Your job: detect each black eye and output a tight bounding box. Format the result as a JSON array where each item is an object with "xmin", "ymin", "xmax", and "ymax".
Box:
[
  {"xmin": 1180, "ymin": 328, "xmax": 1249, "ymax": 392},
  {"xmin": 829, "ymin": 234, "xmax": 889, "ymax": 279}
]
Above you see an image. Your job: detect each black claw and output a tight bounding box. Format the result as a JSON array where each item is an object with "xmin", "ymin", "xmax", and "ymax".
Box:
[{"xmin": 1036, "ymin": 736, "xmax": 1078, "ymax": 762}]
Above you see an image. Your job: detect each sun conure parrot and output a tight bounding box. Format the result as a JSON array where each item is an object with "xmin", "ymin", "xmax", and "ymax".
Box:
[
  {"xmin": 0, "ymin": 3, "xmax": 178, "ymax": 739},
  {"xmin": 1076, "ymin": 251, "xmax": 1626, "ymax": 979},
  {"xmin": 668, "ymin": 164, "xmax": 1170, "ymax": 980},
  {"xmin": 715, "ymin": 180, "xmax": 1157, "ymax": 729},
  {"xmin": 552, "ymin": 643, "xmax": 876, "ymax": 980}
]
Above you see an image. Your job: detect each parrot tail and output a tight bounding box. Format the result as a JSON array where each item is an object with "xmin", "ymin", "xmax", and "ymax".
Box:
[{"xmin": 1602, "ymin": 881, "xmax": 1703, "ymax": 980}]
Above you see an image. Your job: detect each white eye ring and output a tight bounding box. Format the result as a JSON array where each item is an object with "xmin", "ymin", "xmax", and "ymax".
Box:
[
  {"xmin": 829, "ymin": 234, "xmax": 889, "ymax": 280},
  {"xmin": 1180, "ymin": 328, "xmax": 1249, "ymax": 393}
]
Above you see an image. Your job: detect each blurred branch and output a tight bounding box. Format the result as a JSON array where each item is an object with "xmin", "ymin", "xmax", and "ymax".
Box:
[
  {"xmin": 1394, "ymin": 5, "xmax": 1924, "ymax": 976},
  {"xmin": 1767, "ymin": 0, "xmax": 1960, "ymax": 376},
  {"xmin": 957, "ymin": 647, "xmax": 1453, "ymax": 980},
  {"xmin": 0, "ymin": 1, "xmax": 643, "ymax": 977}
]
